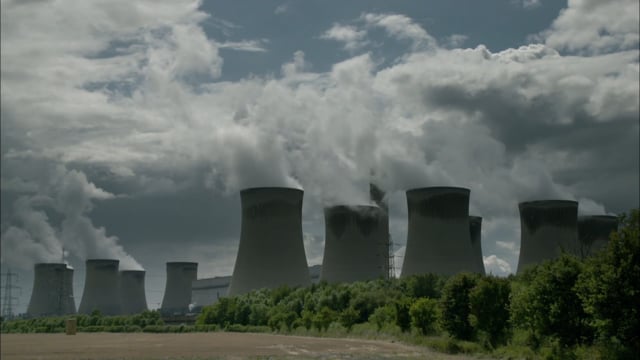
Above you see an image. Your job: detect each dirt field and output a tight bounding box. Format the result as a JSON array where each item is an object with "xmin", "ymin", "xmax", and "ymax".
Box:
[{"xmin": 0, "ymin": 332, "xmax": 476, "ymax": 359}]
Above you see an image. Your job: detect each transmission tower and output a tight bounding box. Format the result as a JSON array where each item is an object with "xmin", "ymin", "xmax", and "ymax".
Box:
[
  {"xmin": 388, "ymin": 233, "xmax": 395, "ymax": 279},
  {"xmin": 1, "ymin": 269, "xmax": 20, "ymax": 319}
]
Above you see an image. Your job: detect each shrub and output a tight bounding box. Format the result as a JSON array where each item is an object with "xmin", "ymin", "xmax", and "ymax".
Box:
[{"xmin": 410, "ymin": 297, "xmax": 438, "ymax": 335}]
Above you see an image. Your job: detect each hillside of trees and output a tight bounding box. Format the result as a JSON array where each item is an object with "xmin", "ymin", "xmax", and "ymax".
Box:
[{"xmin": 2, "ymin": 209, "xmax": 638, "ymax": 359}]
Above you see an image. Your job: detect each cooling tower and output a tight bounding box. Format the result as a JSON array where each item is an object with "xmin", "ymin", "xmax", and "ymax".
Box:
[
  {"xmin": 516, "ymin": 200, "xmax": 578, "ymax": 274},
  {"xmin": 401, "ymin": 187, "xmax": 477, "ymax": 277},
  {"xmin": 228, "ymin": 187, "xmax": 310, "ymax": 296},
  {"xmin": 119, "ymin": 270, "xmax": 148, "ymax": 315},
  {"xmin": 321, "ymin": 205, "xmax": 387, "ymax": 283},
  {"xmin": 469, "ymin": 216, "xmax": 486, "ymax": 275},
  {"xmin": 578, "ymin": 215, "xmax": 618, "ymax": 257},
  {"xmin": 78, "ymin": 259, "xmax": 122, "ymax": 315},
  {"xmin": 161, "ymin": 262, "xmax": 198, "ymax": 314},
  {"xmin": 370, "ymin": 183, "xmax": 391, "ymax": 278},
  {"xmin": 26, "ymin": 263, "xmax": 76, "ymax": 317}
]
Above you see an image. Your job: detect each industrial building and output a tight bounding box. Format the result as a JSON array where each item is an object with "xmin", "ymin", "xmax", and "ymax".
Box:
[
  {"xmin": 321, "ymin": 205, "xmax": 387, "ymax": 283},
  {"xmin": 578, "ymin": 215, "xmax": 618, "ymax": 257},
  {"xmin": 161, "ymin": 262, "xmax": 198, "ymax": 315},
  {"xmin": 517, "ymin": 200, "xmax": 579, "ymax": 274},
  {"xmin": 26, "ymin": 263, "xmax": 76, "ymax": 317},
  {"xmin": 119, "ymin": 270, "xmax": 148, "ymax": 315},
  {"xmin": 228, "ymin": 187, "xmax": 311, "ymax": 296},
  {"xmin": 469, "ymin": 216, "xmax": 486, "ymax": 275},
  {"xmin": 78, "ymin": 259, "xmax": 122, "ymax": 315},
  {"xmin": 401, "ymin": 187, "xmax": 478, "ymax": 277}
]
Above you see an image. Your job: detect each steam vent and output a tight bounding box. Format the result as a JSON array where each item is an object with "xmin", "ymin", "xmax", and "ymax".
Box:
[
  {"xmin": 26, "ymin": 263, "xmax": 76, "ymax": 317},
  {"xmin": 321, "ymin": 205, "xmax": 387, "ymax": 283},
  {"xmin": 516, "ymin": 200, "xmax": 578, "ymax": 274},
  {"xmin": 401, "ymin": 187, "xmax": 477, "ymax": 277},
  {"xmin": 228, "ymin": 187, "xmax": 310, "ymax": 296},
  {"xmin": 578, "ymin": 215, "xmax": 618, "ymax": 256},
  {"xmin": 78, "ymin": 259, "xmax": 122, "ymax": 315},
  {"xmin": 119, "ymin": 270, "xmax": 148, "ymax": 315},
  {"xmin": 469, "ymin": 216, "xmax": 486, "ymax": 275},
  {"xmin": 161, "ymin": 262, "xmax": 198, "ymax": 314}
]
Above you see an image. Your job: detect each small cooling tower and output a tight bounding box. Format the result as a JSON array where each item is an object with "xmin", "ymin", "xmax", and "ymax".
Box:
[
  {"xmin": 161, "ymin": 262, "xmax": 198, "ymax": 314},
  {"xmin": 26, "ymin": 263, "xmax": 76, "ymax": 317},
  {"xmin": 321, "ymin": 205, "xmax": 387, "ymax": 283},
  {"xmin": 401, "ymin": 187, "xmax": 478, "ymax": 277},
  {"xmin": 517, "ymin": 200, "xmax": 578, "ymax": 274},
  {"xmin": 119, "ymin": 270, "xmax": 148, "ymax": 315},
  {"xmin": 469, "ymin": 216, "xmax": 486, "ymax": 275},
  {"xmin": 78, "ymin": 259, "xmax": 122, "ymax": 315},
  {"xmin": 578, "ymin": 215, "xmax": 618, "ymax": 257},
  {"xmin": 228, "ymin": 187, "xmax": 310, "ymax": 296}
]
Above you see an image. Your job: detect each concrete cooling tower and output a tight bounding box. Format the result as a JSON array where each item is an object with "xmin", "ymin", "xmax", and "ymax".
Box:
[
  {"xmin": 370, "ymin": 183, "xmax": 391, "ymax": 278},
  {"xmin": 119, "ymin": 270, "xmax": 148, "ymax": 315},
  {"xmin": 78, "ymin": 259, "xmax": 122, "ymax": 315},
  {"xmin": 161, "ymin": 262, "xmax": 198, "ymax": 314},
  {"xmin": 401, "ymin": 187, "xmax": 479, "ymax": 277},
  {"xmin": 26, "ymin": 263, "xmax": 76, "ymax": 317},
  {"xmin": 469, "ymin": 216, "xmax": 486, "ymax": 275},
  {"xmin": 578, "ymin": 215, "xmax": 618, "ymax": 257},
  {"xmin": 321, "ymin": 205, "xmax": 387, "ymax": 283},
  {"xmin": 517, "ymin": 200, "xmax": 578, "ymax": 274},
  {"xmin": 228, "ymin": 187, "xmax": 310, "ymax": 296}
]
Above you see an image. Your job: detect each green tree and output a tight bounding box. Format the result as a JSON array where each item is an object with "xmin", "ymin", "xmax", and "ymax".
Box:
[
  {"xmin": 369, "ymin": 305, "xmax": 396, "ymax": 332},
  {"xmin": 440, "ymin": 273, "xmax": 478, "ymax": 340},
  {"xmin": 394, "ymin": 298, "xmax": 412, "ymax": 333},
  {"xmin": 409, "ymin": 298, "xmax": 438, "ymax": 335},
  {"xmin": 576, "ymin": 209, "xmax": 640, "ymax": 355},
  {"xmin": 313, "ymin": 306, "xmax": 336, "ymax": 332},
  {"xmin": 469, "ymin": 276, "xmax": 511, "ymax": 348},
  {"xmin": 339, "ymin": 306, "xmax": 360, "ymax": 332}
]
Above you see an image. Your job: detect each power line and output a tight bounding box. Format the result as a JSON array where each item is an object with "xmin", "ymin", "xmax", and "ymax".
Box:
[{"xmin": 1, "ymin": 269, "xmax": 20, "ymax": 319}]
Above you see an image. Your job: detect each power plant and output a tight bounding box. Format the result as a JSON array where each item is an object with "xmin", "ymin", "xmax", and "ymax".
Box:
[
  {"xmin": 516, "ymin": 200, "xmax": 578, "ymax": 274},
  {"xmin": 228, "ymin": 187, "xmax": 310, "ymax": 296},
  {"xmin": 401, "ymin": 187, "xmax": 478, "ymax": 277},
  {"xmin": 321, "ymin": 205, "xmax": 387, "ymax": 283},
  {"xmin": 119, "ymin": 270, "xmax": 148, "ymax": 315},
  {"xmin": 26, "ymin": 263, "xmax": 76, "ymax": 317},
  {"xmin": 578, "ymin": 215, "xmax": 618, "ymax": 257},
  {"xmin": 78, "ymin": 259, "xmax": 122, "ymax": 315},
  {"xmin": 161, "ymin": 262, "xmax": 198, "ymax": 314},
  {"xmin": 469, "ymin": 216, "xmax": 485, "ymax": 275}
]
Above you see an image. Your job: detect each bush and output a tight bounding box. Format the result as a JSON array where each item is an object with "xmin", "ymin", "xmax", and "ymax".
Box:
[
  {"xmin": 410, "ymin": 298, "xmax": 438, "ymax": 335},
  {"xmin": 440, "ymin": 273, "xmax": 478, "ymax": 340},
  {"xmin": 469, "ymin": 276, "xmax": 511, "ymax": 348},
  {"xmin": 368, "ymin": 304, "xmax": 396, "ymax": 332}
]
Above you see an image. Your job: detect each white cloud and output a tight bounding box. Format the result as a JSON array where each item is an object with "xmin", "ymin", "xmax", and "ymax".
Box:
[
  {"xmin": 542, "ymin": 0, "xmax": 639, "ymax": 54},
  {"xmin": 274, "ymin": 3, "xmax": 289, "ymax": 15},
  {"xmin": 483, "ymin": 255, "xmax": 513, "ymax": 276},
  {"xmin": 362, "ymin": 13, "xmax": 437, "ymax": 50},
  {"xmin": 219, "ymin": 40, "xmax": 268, "ymax": 52},
  {"xmin": 320, "ymin": 24, "xmax": 368, "ymax": 51},
  {"xmin": 443, "ymin": 34, "xmax": 469, "ymax": 48}
]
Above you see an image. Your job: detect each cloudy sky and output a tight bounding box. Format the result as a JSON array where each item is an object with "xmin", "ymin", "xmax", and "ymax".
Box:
[{"xmin": 1, "ymin": 0, "xmax": 638, "ymax": 313}]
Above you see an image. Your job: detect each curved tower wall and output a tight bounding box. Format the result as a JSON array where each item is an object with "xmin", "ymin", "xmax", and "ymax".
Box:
[
  {"xmin": 401, "ymin": 187, "xmax": 476, "ymax": 277},
  {"xmin": 517, "ymin": 200, "xmax": 578, "ymax": 274},
  {"xmin": 228, "ymin": 187, "xmax": 310, "ymax": 296},
  {"xmin": 161, "ymin": 262, "xmax": 198, "ymax": 314},
  {"xmin": 26, "ymin": 263, "xmax": 76, "ymax": 317},
  {"xmin": 578, "ymin": 215, "xmax": 618, "ymax": 257},
  {"xmin": 120, "ymin": 270, "xmax": 148, "ymax": 315},
  {"xmin": 370, "ymin": 183, "xmax": 391, "ymax": 278},
  {"xmin": 78, "ymin": 259, "xmax": 122, "ymax": 315},
  {"xmin": 469, "ymin": 216, "xmax": 486, "ymax": 275},
  {"xmin": 321, "ymin": 205, "xmax": 387, "ymax": 283}
]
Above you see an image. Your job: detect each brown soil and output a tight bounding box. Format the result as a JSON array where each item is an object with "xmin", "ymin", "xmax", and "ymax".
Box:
[{"xmin": 0, "ymin": 332, "xmax": 475, "ymax": 359}]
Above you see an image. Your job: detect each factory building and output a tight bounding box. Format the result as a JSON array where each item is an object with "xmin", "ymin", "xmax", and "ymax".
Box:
[
  {"xmin": 228, "ymin": 187, "xmax": 310, "ymax": 296},
  {"xmin": 26, "ymin": 263, "xmax": 76, "ymax": 317},
  {"xmin": 401, "ymin": 187, "xmax": 478, "ymax": 277},
  {"xmin": 161, "ymin": 262, "xmax": 198, "ymax": 315},
  {"xmin": 321, "ymin": 205, "xmax": 387, "ymax": 283},
  {"xmin": 119, "ymin": 270, "xmax": 148, "ymax": 315},
  {"xmin": 577, "ymin": 215, "xmax": 618, "ymax": 257},
  {"xmin": 517, "ymin": 200, "xmax": 579, "ymax": 274},
  {"xmin": 78, "ymin": 259, "xmax": 122, "ymax": 315},
  {"xmin": 469, "ymin": 216, "xmax": 486, "ymax": 275}
]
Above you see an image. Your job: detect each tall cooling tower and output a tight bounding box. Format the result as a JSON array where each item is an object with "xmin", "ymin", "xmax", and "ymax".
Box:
[
  {"xmin": 161, "ymin": 262, "xmax": 198, "ymax": 314},
  {"xmin": 401, "ymin": 187, "xmax": 478, "ymax": 277},
  {"xmin": 120, "ymin": 270, "xmax": 148, "ymax": 315},
  {"xmin": 578, "ymin": 215, "xmax": 618, "ymax": 256},
  {"xmin": 469, "ymin": 216, "xmax": 486, "ymax": 275},
  {"xmin": 26, "ymin": 263, "xmax": 76, "ymax": 317},
  {"xmin": 78, "ymin": 259, "xmax": 122, "ymax": 315},
  {"xmin": 228, "ymin": 187, "xmax": 310, "ymax": 296},
  {"xmin": 517, "ymin": 200, "xmax": 578, "ymax": 274},
  {"xmin": 370, "ymin": 183, "xmax": 391, "ymax": 278},
  {"xmin": 321, "ymin": 205, "xmax": 387, "ymax": 283}
]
